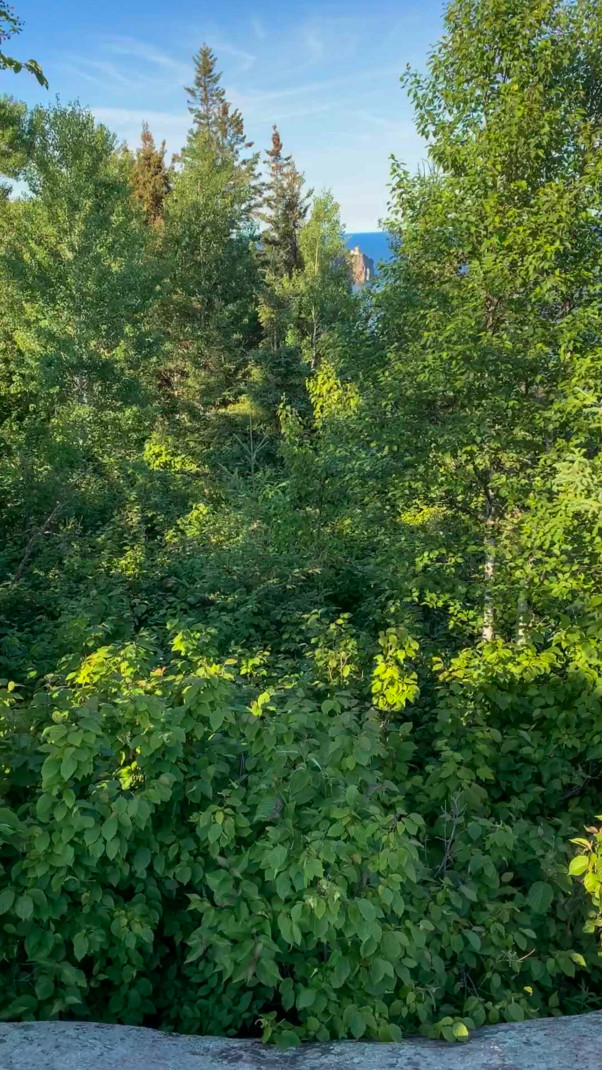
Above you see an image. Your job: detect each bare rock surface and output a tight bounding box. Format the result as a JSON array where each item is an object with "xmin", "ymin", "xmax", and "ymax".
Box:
[
  {"xmin": 348, "ymin": 245, "xmax": 375, "ymax": 286},
  {"xmin": 0, "ymin": 1012, "xmax": 601, "ymax": 1070}
]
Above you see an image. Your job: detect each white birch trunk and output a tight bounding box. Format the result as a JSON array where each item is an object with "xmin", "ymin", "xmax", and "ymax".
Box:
[
  {"xmin": 482, "ymin": 509, "xmax": 495, "ymax": 642},
  {"xmin": 516, "ymin": 589, "xmax": 528, "ymax": 645}
]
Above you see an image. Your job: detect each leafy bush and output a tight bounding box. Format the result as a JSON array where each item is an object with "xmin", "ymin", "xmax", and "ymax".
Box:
[
  {"xmin": 1, "ymin": 621, "xmax": 601, "ymax": 1045},
  {"xmin": 3, "ymin": 0, "xmax": 602, "ymax": 1049},
  {"xmin": 570, "ymin": 822, "xmax": 602, "ymax": 956}
]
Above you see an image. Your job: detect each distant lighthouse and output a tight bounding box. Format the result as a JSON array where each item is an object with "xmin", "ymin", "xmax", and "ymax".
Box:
[{"xmin": 348, "ymin": 245, "xmax": 375, "ymax": 287}]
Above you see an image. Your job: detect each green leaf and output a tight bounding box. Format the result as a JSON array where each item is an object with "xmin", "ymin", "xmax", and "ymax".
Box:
[
  {"xmin": 256, "ymin": 957, "xmax": 280, "ymax": 987},
  {"xmin": 60, "ymin": 754, "xmax": 77, "ymax": 781},
  {"xmin": 15, "ymin": 894, "xmax": 34, "ymax": 921},
  {"xmin": 369, "ymin": 957, "xmax": 392, "ymax": 985},
  {"xmin": 133, "ymin": 847, "xmax": 152, "ymax": 873},
  {"xmin": 506, "ymin": 1003, "xmax": 525, "ymax": 1022},
  {"xmin": 209, "ymin": 707, "xmax": 225, "ymax": 732},
  {"xmin": 73, "ymin": 932, "xmax": 88, "ymax": 961},
  {"xmin": 254, "ymin": 796, "xmax": 280, "ymax": 822},
  {"xmin": 266, "ymin": 844, "xmax": 288, "ymax": 872},
  {"xmin": 296, "ymin": 987, "xmax": 316, "ymax": 1010},
  {"xmin": 106, "ymin": 837, "xmax": 120, "ymax": 861},
  {"xmin": 380, "ymin": 1024, "xmax": 402, "ymax": 1042},
  {"xmin": 568, "ymin": 856, "xmax": 589, "ymax": 877},
  {"xmin": 347, "ymin": 1008, "xmax": 367, "ymax": 1039},
  {"xmin": 102, "ymin": 816, "xmax": 118, "ymax": 841},
  {"xmin": 207, "ymin": 823, "xmax": 221, "ymax": 843},
  {"xmin": 465, "ymin": 930, "xmax": 481, "ymax": 952},
  {"xmin": 34, "ymin": 975, "xmax": 55, "ymax": 1002},
  {"xmin": 275, "ymin": 1031, "xmax": 300, "ymax": 1050},
  {"xmin": 527, "ymin": 881, "xmax": 554, "ymax": 914},
  {"xmin": 357, "ymin": 899, "xmax": 377, "ymax": 922},
  {"xmin": 0, "ymin": 888, "xmax": 15, "ymax": 915},
  {"xmin": 332, "ymin": 956, "xmax": 351, "ymax": 988},
  {"xmin": 278, "ymin": 914, "xmax": 293, "ymax": 944}
]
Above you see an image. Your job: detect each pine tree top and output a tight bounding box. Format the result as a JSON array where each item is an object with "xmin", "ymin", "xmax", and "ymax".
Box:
[{"xmin": 132, "ymin": 122, "xmax": 171, "ymax": 224}]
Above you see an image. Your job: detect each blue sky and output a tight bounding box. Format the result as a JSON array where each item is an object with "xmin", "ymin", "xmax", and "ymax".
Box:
[{"xmin": 8, "ymin": 1, "xmax": 445, "ymax": 230}]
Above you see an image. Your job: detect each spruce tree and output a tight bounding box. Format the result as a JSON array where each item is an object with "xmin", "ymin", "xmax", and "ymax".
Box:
[
  {"xmin": 160, "ymin": 46, "xmax": 260, "ymax": 419},
  {"xmin": 254, "ymin": 127, "xmax": 312, "ymax": 414},
  {"xmin": 131, "ymin": 122, "xmax": 171, "ymax": 224},
  {"xmin": 260, "ymin": 126, "xmax": 310, "ymax": 279},
  {"xmin": 186, "ymin": 45, "xmax": 252, "ymax": 164}
]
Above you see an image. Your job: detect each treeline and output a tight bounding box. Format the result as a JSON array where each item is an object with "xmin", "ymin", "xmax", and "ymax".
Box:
[{"xmin": 0, "ymin": 0, "xmax": 601, "ymax": 1047}]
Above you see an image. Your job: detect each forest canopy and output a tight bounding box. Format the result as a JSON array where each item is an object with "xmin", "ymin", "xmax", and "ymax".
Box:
[{"xmin": 0, "ymin": 0, "xmax": 602, "ymax": 1047}]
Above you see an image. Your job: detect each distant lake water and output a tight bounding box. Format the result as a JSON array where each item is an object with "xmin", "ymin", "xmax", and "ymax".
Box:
[{"xmin": 345, "ymin": 232, "xmax": 392, "ymax": 269}]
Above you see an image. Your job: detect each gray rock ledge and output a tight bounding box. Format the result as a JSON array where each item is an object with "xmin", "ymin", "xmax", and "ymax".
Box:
[{"xmin": 0, "ymin": 1012, "xmax": 601, "ymax": 1070}]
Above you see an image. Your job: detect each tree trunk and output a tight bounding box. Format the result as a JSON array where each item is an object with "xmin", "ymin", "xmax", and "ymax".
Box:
[
  {"xmin": 516, "ymin": 588, "xmax": 528, "ymax": 645},
  {"xmin": 482, "ymin": 506, "xmax": 495, "ymax": 642}
]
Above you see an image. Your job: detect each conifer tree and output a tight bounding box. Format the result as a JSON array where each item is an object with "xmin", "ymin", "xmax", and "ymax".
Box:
[
  {"xmin": 260, "ymin": 126, "xmax": 310, "ymax": 279},
  {"xmin": 186, "ymin": 45, "xmax": 252, "ymax": 165},
  {"xmin": 160, "ymin": 46, "xmax": 260, "ymax": 419},
  {"xmin": 131, "ymin": 122, "xmax": 171, "ymax": 225}
]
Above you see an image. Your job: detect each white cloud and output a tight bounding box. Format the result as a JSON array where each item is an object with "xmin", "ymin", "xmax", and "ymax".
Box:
[
  {"xmin": 228, "ymin": 66, "xmax": 400, "ymax": 109},
  {"xmin": 60, "ymin": 59, "xmax": 153, "ymax": 92},
  {"xmin": 354, "ymin": 111, "xmax": 420, "ymax": 138},
  {"xmin": 250, "ymin": 16, "xmax": 267, "ymax": 41},
  {"xmin": 210, "ymin": 41, "xmax": 257, "ymax": 72},
  {"xmin": 105, "ymin": 37, "xmax": 190, "ymax": 81},
  {"xmin": 301, "ymin": 27, "xmax": 325, "ymax": 63}
]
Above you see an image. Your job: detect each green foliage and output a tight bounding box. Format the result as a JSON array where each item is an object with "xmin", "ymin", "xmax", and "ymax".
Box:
[
  {"xmin": 131, "ymin": 123, "xmax": 171, "ymax": 225},
  {"xmin": 260, "ymin": 126, "xmax": 310, "ymax": 280},
  {"xmin": 0, "ymin": 94, "xmax": 29, "ymax": 194},
  {"xmin": 0, "ymin": 0, "xmax": 602, "ymax": 1047},
  {"xmin": 570, "ymin": 821, "xmax": 602, "ymax": 955},
  {"xmin": 0, "ymin": 4, "xmax": 47, "ymax": 86},
  {"xmin": 186, "ymin": 44, "xmax": 252, "ymax": 165},
  {"xmin": 160, "ymin": 55, "xmax": 260, "ymax": 419},
  {"xmin": 0, "ymin": 626, "xmax": 600, "ymax": 1042}
]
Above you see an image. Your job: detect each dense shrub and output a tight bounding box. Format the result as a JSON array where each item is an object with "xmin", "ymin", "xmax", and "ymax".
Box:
[
  {"xmin": 3, "ymin": 0, "xmax": 602, "ymax": 1048},
  {"xmin": 1, "ymin": 621, "xmax": 601, "ymax": 1045},
  {"xmin": 571, "ymin": 822, "xmax": 602, "ymax": 957}
]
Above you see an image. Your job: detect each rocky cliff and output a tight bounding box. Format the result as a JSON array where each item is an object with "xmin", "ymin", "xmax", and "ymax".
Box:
[{"xmin": 348, "ymin": 244, "xmax": 375, "ymax": 286}]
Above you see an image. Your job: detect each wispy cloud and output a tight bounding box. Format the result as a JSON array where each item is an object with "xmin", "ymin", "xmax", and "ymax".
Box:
[
  {"xmin": 229, "ymin": 66, "xmax": 400, "ymax": 108},
  {"xmin": 105, "ymin": 37, "xmax": 190, "ymax": 81},
  {"xmin": 84, "ymin": 60, "xmax": 139, "ymax": 87},
  {"xmin": 301, "ymin": 26, "xmax": 325, "ymax": 63},
  {"xmin": 293, "ymin": 15, "xmax": 362, "ymax": 69},
  {"xmin": 60, "ymin": 63, "xmax": 110, "ymax": 91},
  {"xmin": 244, "ymin": 100, "xmax": 334, "ymax": 125},
  {"xmin": 60, "ymin": 59, "xmax": 153, "ymax": 92},
  {"xmin": 210, "ymin": 40, "xmax": 257, "ymax": 72},
  {"xmin": 61, "ymin": 38, "xmax": 191, "ymax": 96},
  {"xmin": 250, "ymin": 16, "xmax": 267, "ymax": 41},
  {"xmin": 92, "ymin": 107, "xmax": 188, "ymax": 128},
  {"xmin": 354, "ymin": 111, "xmax": 418, "ymax": 138}
]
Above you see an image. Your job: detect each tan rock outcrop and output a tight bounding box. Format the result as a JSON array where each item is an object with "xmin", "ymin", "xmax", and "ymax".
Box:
[{"xmin": 348, "ymin": 244, "xmax": 375, "ymax": 286}]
